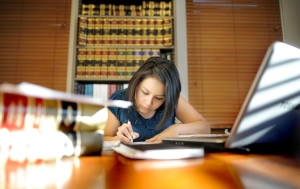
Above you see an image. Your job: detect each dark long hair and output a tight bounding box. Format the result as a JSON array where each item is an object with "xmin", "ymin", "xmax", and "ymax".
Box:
[{"xmin": 125, "ymin": 57, "xmax": 181, "ymax": 129}]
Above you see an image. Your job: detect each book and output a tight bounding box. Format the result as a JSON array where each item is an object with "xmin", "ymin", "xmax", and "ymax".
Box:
[
  {"xmin": 0, "ymin": 82, "xmax": 132, "ymax": 132},
  {"xmin": 112, "ymin": 142, "xmax": 204, "ymax": 160},
  {"xmin": 0, "ymin": 129, "xmax": 103, "ymax": 165},
  {"xmin": 0, "ymin": 82, "xmax": 132, "ymax": 165},
  {"xmin": 85, "ymin": 83, "xmax": 93, "ymax": 97},
  {"xmin": 0, "ymin": 127, "xmax": 104, "ymax": 165}
]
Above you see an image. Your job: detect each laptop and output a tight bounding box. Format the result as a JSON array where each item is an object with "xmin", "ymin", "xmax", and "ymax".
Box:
[{"xmin": 163, "ymin": 41, "xmax": 300, "ymax": 154}]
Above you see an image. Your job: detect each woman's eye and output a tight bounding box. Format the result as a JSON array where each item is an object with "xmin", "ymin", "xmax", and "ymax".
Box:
[{"xmin": 156, "ymin": 97, "xmax": 163, "ymax": 101}]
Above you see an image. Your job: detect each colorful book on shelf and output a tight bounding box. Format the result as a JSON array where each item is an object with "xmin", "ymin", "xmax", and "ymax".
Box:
[
  {"xmin": 117, "ymin": 49, "xmax": 126, "ymax": 78},
  {"xmin": 100, "ymin": 84, "xmax": 109, "ymax": 100},
  {"xmin": 108, "ymin": 49, "xmax": 117, "ymax": 78},
  {"xmin": 92, "ymin": 84, "xmax": 101, "ymax": 99},
  {"xmin": 77, "ymin": 83, "xmax": 127, "ymax": 99},
  {"xmin": 85, "ymin": 83, "xmax": 93, "ymax": 97},
  {"xmin": 108, "ymin": 84, "xmax": 117, "ymax": 97},
  {"xmin": 77, "ymin": 83, "xmax": 85, "ymax": 94}
]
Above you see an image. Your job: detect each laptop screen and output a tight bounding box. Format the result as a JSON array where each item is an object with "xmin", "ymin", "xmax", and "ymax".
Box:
[{"xmin": 226, "ymin": 42, "xmax": 300, "ymax": 148}]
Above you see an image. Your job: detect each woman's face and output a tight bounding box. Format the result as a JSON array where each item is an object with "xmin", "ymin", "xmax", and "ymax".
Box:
[{"xmin": 135, "ymin": 77, "xmax": 166, "ymax": 118}]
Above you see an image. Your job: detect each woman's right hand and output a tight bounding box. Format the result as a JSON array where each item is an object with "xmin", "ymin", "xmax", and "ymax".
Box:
[{"xmin": 116, "ymin": 122, "xmax": 139, "ymax": 144}]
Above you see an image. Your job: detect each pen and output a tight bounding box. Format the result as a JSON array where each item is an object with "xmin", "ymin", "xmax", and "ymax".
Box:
[
  {"xmin": 113, "ymin": 140, "xmax": 121, "ymax": 147},
  {"xmin": 128, "ymin": 120, "xmax": 133, "ymax": 143}
]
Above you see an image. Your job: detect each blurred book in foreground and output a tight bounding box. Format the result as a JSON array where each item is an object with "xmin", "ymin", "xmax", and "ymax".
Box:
[
  {"xmin": 0, "ymin": 82, "xmax": 132, "ymax": 165},
  {"xmin": 0, "ymin": 82, "xmax": 132, "ymax": 132}
]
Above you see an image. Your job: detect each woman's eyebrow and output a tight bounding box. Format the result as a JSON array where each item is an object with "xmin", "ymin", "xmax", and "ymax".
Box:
[
  {"xmin": 141, "ymin": 86, "xmax": 149, "ymax": 91},
  {"xmin": 142, "ymin": 87, "xmax": 165, "ymax": 97}
]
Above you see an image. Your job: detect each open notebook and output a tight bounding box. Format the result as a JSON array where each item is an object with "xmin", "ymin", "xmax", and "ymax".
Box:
[
  {"xmin": 112, "ymin": 142, "xmax": 204, "ymax": 159},
  {"xmin": 163, "ymin": 41, "xmax": 300, "ymax": 154}
]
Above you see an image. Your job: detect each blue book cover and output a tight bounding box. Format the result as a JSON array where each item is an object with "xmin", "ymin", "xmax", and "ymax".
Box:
[{"xmin": 84, "ymin": 84, "xmax": 93, "ymax": 97}]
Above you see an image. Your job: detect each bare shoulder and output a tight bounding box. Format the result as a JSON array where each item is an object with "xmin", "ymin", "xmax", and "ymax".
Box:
[
  {"xmin": 177, "ymin": 95, "xmax": 191, "ymax": 109},
  {"xmin": 176, "ymin": 95, "xmax": 204, "ymax": 123},
  {"xmin": 104, "ymin": 108, "xmax": 121, "ymax": 136}
]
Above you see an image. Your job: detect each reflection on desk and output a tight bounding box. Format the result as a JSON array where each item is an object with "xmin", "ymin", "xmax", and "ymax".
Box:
[{"xmin": 1, "ymin": 151, "xmax": 300, "ymax": 189}]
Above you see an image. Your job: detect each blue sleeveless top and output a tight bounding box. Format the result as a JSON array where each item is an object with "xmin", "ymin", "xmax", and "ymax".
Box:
[{"xmin": 108, "ymin": 89, "xmax": 176, "ymax": 142}]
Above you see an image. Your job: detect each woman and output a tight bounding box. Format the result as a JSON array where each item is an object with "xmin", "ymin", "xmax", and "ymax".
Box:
[{"xmin": 104, "ymin": 57, "xmax": 210, "ymax": 144}]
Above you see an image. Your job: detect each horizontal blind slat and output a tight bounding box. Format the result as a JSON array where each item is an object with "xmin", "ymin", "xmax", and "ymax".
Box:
[
  {"xmin": 0, "ymin": 0, "xmax": 71, "ymax": 92},
  {"xmin": 186, "ymin": 0, "xmax": 283, "ymax": 128}
]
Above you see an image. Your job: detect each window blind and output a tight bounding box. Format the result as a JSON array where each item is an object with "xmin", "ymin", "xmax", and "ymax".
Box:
[
  {"xmin": 186, "ymin": 0, "xmax": 283, "ymax": 128},
  {"xmin": 0, "ymin": 0, "xmax": 71, "ymax": 91}
]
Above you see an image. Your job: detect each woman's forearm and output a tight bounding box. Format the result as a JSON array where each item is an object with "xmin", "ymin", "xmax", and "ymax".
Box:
[
  {"xmin": 104, "ymin": 135, "xmax": 118, "ymax": 141},
  {"xmin": 176, "ymin": 120, "xmax": 211, "ymax": 135}
]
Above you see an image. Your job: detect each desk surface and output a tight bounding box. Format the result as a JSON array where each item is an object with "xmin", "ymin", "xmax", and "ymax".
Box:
[{"xmin": 2, "ymin": 150, "xmax": 300, "ymax": 189}]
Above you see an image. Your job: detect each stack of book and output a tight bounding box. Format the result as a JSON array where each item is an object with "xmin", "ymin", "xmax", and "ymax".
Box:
[
  {"xmin": 80, "ymin": 1, "xmax": 172, "ymax": 16},
  {"xmin": 0, "ymin": 82, "xmax": 132, "ymax": 165},
  {"xmin": 142, "ymin": 1, "xmax": 172, "ymax": 16},
  {"xmin": 76, "ymin": 48, "xmax": 161, "ymax": 79},
  {"xmin": 77, "ymin": 17, "xmax": 173, "ymax": 47},
  {"xmin": 112, "ymin": 5, "xmax": 142, "ymax": 16}
]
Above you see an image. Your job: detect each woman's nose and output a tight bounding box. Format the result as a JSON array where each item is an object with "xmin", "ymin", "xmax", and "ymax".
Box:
[{"xmin": 145, "ymin": 96, "xmax": 153, "ymax": 106}]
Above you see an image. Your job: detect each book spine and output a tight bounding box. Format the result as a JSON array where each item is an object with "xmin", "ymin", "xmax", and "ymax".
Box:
[
  {"xmin": 93, "ymin": 84, "xmax": 100, "ymax": 98},
  {"xmin": 163, "ymin": 18, "xmax": 173, "ymax": 47},
  {"xmin": 84, "ymin": 84, "xmax": 92, "ymax": 96},
  {"xmin": 78, "ymin": 17, "xmax": 87, "ymax": 46},
  {"xmin": 76, "ymin": 48, "xmax": 87, "ymax": 78},
  {"xmin": 100, "ymin": 84, "xmax": 108, "ymax": 100},
  {"xmin": 87, "ymin": 18, "xmax": 95, "ymax": 46},
  {"xmin": 133, "ymin": 48, "xmax": 142, "ymax": 75},
  {"xmin": 78, "ymin": 83, "xmax": 85, "ymax": 95},
  {"xmin": 109, "ymin": 84, "xmax": 117, "ymax": 97},
  {"xmin": 126, "ymin": 48, "xmax": 134, "ymax": 78},
  {"xmin": 85, "ymin": 49, "xmax": 95, "ymax": 77},
  {"xmin": 0, "ymin": 92, "xmax": 107, "ymax": 132},
  {"xmin": 107, "ymin": 49, "xmax": 117, "ymax": 78},
  {"xmin": 0, "ymin": 129, "xmax": 103, "ymax": 165},
  {"xmin": 101, "ymin": 49, "xmax": 108, "ymax": 78},
  {"xmin": 117, "ymin": 48, "xmax": 126, "ymax": 78}
]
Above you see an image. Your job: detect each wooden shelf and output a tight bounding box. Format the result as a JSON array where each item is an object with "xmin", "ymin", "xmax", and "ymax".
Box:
[
  {"xmin": 75, "ymin": 78, "xmax": 131, "ymax": 81},
  {"xmin": 78, "ymin": 15, "xmax": 174, "ymax": 19},
  {"xmin": 70, "ymin": 0, "xmax": 175, "ymax": 94},
  {"xmin": 76, "ymin": 46, "xmax": 174, "ymax": 49}
]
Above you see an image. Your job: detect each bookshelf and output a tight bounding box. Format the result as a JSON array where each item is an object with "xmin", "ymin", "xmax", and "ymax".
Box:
[{"xmin": 67, "ymin": 0, "xmax": 176, "ymax": 99}]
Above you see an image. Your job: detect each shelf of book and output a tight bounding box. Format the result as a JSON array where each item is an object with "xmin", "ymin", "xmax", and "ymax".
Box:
[
  {"xmin": 76, "ymin": 46, "xmax": 174, "ymax": 49},
  {"xmin": 75, "ymin": 78, "xmax": 131, "ymax": 81},
  {"xmin": 77, "ymin": 15, "xmax": 174, "ymax": 19},
  {"xmin": 72, "ymin": 0, "xmax": 175, "ymax": 96},
  {"xmin": 75, "ymin": 83, "xmax": 129, "ymax": 100}
]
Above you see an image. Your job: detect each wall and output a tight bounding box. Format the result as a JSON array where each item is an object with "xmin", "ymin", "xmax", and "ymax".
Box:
[
  {"xmin": 174, "ymin": 0, "xmax": 188, "ymax": 100},
  {"xmin": 280, "ymin": 0, "xmax": 300, "ymax": 49}
]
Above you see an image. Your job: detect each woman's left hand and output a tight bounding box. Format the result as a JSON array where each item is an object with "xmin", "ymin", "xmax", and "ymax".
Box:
[{"xmin": 145, "ymin": 125, "xmax": 179, "ymax": 143}]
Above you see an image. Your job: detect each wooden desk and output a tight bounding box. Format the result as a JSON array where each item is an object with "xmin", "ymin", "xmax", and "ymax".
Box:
[{"xmin": 2, "ymin": 150, "xmax": 300, "ymax": 189}]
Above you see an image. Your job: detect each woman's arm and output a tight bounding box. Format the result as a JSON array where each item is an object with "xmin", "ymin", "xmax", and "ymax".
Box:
[
  {"xmin": 146, "ymin": 95, "xmax": 210, "ymax": 143},
  {"xmin": 103, "ymin": 109, "xmax": 139, "ymax": 143},
  {"xmin": 103, "ymin": 109, "xmax": 120, "ymax": 141},
  {"xmin": 175, "ymin": 95, "xmax": 210, "ymax": 134}
]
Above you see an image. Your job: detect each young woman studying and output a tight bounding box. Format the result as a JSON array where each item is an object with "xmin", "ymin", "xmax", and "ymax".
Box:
[{"xmin": 104, "ymin": 57, "xmax": 210, "ymax": 144}]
